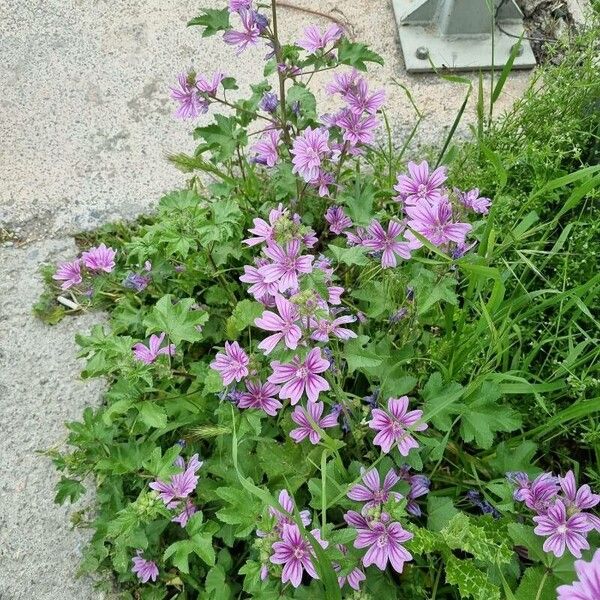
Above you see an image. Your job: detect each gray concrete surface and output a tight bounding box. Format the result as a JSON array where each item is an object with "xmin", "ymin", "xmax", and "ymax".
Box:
[{"xmin": 0, "ymin": 1, "xmax": 532, "ymax": 597}]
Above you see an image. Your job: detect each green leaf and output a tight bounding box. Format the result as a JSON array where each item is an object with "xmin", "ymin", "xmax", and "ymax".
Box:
[
  {"xmin": 340, "ymin": 178, "xmax": 375, "ymax": 226},
  {"xmin": 144, "ymin": 295, "xmax": 208, "ymax": 345},
  {"xmin": 442, "ymin": 514, "xmax": 513, "ymax": 564},
  {"xmin": 138, "ymin": 403, "xmax": 167, "ymax": 429},
  {"xmin": 191, "ymin": 531, "xmax": 216, "ymax": 567},
  {"xmin": 343, "ymin": 335, "xmax": 383, "ymax": 373},
  {"xmin": 226, "ymin": 300, "xmax": 263, "ymax": 339},
  {"xmin": 164, "ymin": 540, "xmax": 194, "ymax": 573},
  {"xmin": 337, "ymin": 38, "xmax": 384, "ymax": 71},
  {"xmin": 515, "ymin": 566, "xmax": 559, "ymax": 600},
  {"xmin": 286, "ymin": 84, "xmax": 317, "ymax": 122},
  {"xmin": 460, "ymin": 382, "xmax": 521, "ymax": 449},
  {"xmin": 427, "ymin": 496, "xmax": 459, "ymax": 532},
  {"xmin": 445, "ymin": 554, "xmax": 501, "ymax": 600},
  {"xmin": 194, "ymin": 115, "xmax": 247, "ymax": 161},
  {"xmin": 54, "ymin": 477, "xmax": 86, "ymax": 504},
  {"xmin": 328, "ymin": 244, "xmax": 370, "ymax": 266},
  {"xmin": 489, "ymin": 440, "xmax": 537, "ymax": 475},
  {"xmin": 409, "ymin": 269, "xmax": 458, "ymax": 315},
  {"xmin": 187, "ymin": 8, "xmax": 230, "ymax": 36},
  {"xmin": 422, "ymin": 372, "xmax": 464, "ymax": 431}
]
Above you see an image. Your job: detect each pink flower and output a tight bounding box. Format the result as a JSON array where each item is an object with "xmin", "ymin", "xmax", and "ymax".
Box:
[
  {"xmin": 53, "ymin": 259, "xmax": 82, "ymax": 290},
  {"xmin": 345, "ymin": 78, "xmax": 385, "ymax": 115},
  {"xmin": 133, "ymin": 332, "xmax": 176, "ymax": 364},
  {"xmin": 533, "ymin": 499, "xmax": 592, "ymax": 558},
  {"xmin": 171, "ymin": 499, "xmax": 197, "ymax": 527},
  {"xmin": 171, "ymin": 72, "xmax": 207, "ymax": 119},
  {"xmin": 238, "ymin": 380, "xmax": 282, "ymax": 416},
  {"xmin": 131, "ymin": 552, "xmax": 159, "ymax": 583},
  {"xmin": 255, "ymin": 294, "xmax": 302, "ymax": 354},
  {"xmin": 290, "ymin": 401, "xmax": 339, "ymax": 444},
  {"xmin": 149, "ymin": 454, "xmax": 202, "ymax": 506},
  {"xmin": 557, "ymin": 548, "xmax": 600, "ymax": 600},
  {"xmin": 239, "ymin": 264, "xmax": 278, "ymax": 303},
  {"xmin": 269, "ymin": 489, "xmax": 312, "ymax": 532},
  {"xmin": 325, "ymin": 206, "xmax": 352, "ymax": 235},
  {"xmin": 394, "ymin": 161, "xmax": 447, "ymax": 205},
  {"xmin": 243, "ymin": 205, "xmax": 287, "ymax": 246},
  {"xmin": 81, "ymin": 243, "xmax": 117, "ymax": 273},
  {"xmin": 335, "ymin": 544, "xmax": 366, "ymax": 591},
  {"xmin": 297, "ymin": 24, "xmax": 343, "ymax": 53},
  {"xmin": 290, "ymin": 127, "xmax": 330, "ymax": 182},
  {"xmin": 397, "ymin": 466, "xmax": 430, "ymax": 516},
  {"xmin": 362, "ymin": 220, "xmax": 412, "ymax": 268},
  {"xmin": 345, "ymin": 512, "xmax": 413, "ymax": 573},
  {"xmin": 311, "ymin": 169, "xmax": 335, "ymax": 197},
  {"xmin": 559, "ymin": 470, "xmax": 600, "ymax": 531},
  {"xmin": 259, "ymin": 240, "xmax": 314, "ymax": 293},
  {"xmin": 210, "ymin": 341, "xmax": 249, "ymax": 385},
  {"xmin": 268, "ymin": 347, "xmax": 330, "ymax": 404},
  {"xmin": 405, "ymin": 200, "xmax": 472, "ymax": 247},
  {"xmin": 270, "ymin": 524, "xmax": 327, "ymax": 588},
  {"xmin": 338, "ymin": 110, "xmax": 378, "ymax": 146},
  {"xmin": 510, "ymin": 472, "xmax": 559, "ymax": 514},
  {"xmin": 368, "ymin": 396, "xmax": 427, "ymax": 456},
  {"xmin": 348, "ymin": 468, "xmax": 402, "ymax": 510},
  {"xmin": 197, "ymin": 71, "xmax": 225, "ymax": 96},
  {"xmin": 455, "ymin": 187, "xmax": 491, "ymax": 214},
  {"xmin": 229, "ymin": 0, "xmax": 252, "ymax": 12},
  {"xmin": 252, "ymin": 129, "xmax": 281, "ymax": 167},
  {"xmin": 223, "ymin": 9, "xmax": 260, "ymax": 54},
  {"xmin": 326, "ymin": 70, "xmax": 360, "ymax": 97},
  {"xmin": 310, "ymin": 315, "xmax": 357, "ymax": 342},
  {"xmin": 328, "ymin": 286, "xmax": 344, "ymax": 305}
]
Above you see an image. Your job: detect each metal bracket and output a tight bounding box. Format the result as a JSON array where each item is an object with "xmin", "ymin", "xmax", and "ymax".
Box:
[{"xmin": 393, "ymin": 0, "xmax": 537, "ymax": 72}]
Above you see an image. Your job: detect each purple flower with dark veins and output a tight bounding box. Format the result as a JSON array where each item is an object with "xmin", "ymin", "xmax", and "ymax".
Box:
[
  {"xmin": 259, "ymin": 240, "xmax": 314, "ymax": 293},
  {"xmin": 53, "ymin": 259, "xmax": 82, "ymax": 290},
  {"xmin": 254, "ymin": 294, "xmax": 302, "ymax": 354},
  {"xmin": 368, "ymin": 397, "xmax": 427, "ymax": 456},
  {"xmin": 338, "ymin": 110, "xmax": 378, "ymax": 146},
  {"xmin": 289, "ymin": 401, "xmax": 339, "ymax": 444},
  {"xmin": 238, "ymin": 380, "xmax": 282, "ymax": 416},
  {"xmin": 362, "ymin": 220, "xmax": 412, "ymax": 268},
  {"xmin": 210, "ymin": 341, "xmax": 249, "ymax": 385},
  {"xmin": 455, "ymin": 187, "xmax": 492, "ymax": 214},
  {"xmin": 290, "ymin": 127, "xmax": 330, "ymax": 182},
  {"xmin": 394, "ymin": 161, "xmax": 447, "ymax": 205},
  {"xmin": 297, "ymin": 24, "xmax": 343, "ymax": 53},
  {"xmin": 133, "ymin": 332, "xmax": 176, "ymax": 364},
  {"xmin": 405, "ymin": 200, "xmax": 472, "ymax": 247},
  {"xmin": 268, "ymin": 347, "xmax": 330, "ymax": 404},
  {"xmin": 170, "ymin": 72, "xmax": 207, "ymax": 119},
  {"xmin": 557, "ymin": 548, "xmax": 600, "ymax": 600},
  {"xmin": 348, "ymin": 468, "xmax": 402, "ymax": 510},
  {"xmin": 260, "ymin": 91, "xmax": 279, "ymax": 113},
  {"xmin": 252, "ymin": 129, "xmax": 281, "ymax": 167},
  {"xmin": 81, "ymin": 243, "xmax": 117, "ymax": 273},
  {"xmin": 131, "ymin": 552, "xmax": 159, "ymax": 583},
  {"xmin": 533, "ymin": 499, "xmax": 592, "ymax": 558},
  {"xmin": 223, "ymin": 9, "xmax": 260, "ymax": 54},
  {"xmin": 325, "ymin": 205, "xmax": 353, "ymax": 234},
  {"xmin": 270, "ymin": 524, "xmax": 328, "ymax": 587}
]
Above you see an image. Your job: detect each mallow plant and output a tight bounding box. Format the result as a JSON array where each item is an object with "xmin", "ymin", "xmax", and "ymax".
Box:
[{"xmin": 41, "ymin": 1, "xmax": 599, "ymax": 598}]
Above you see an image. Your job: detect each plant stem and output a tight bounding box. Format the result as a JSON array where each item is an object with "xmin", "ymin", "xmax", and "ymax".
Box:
[
  {"xmin": 271, "ymin": 0, "xmax": 291, "ymax": 145},
  {"xmin": 207, "ymin": 246, "xmax": 237, "ymax": 306}
]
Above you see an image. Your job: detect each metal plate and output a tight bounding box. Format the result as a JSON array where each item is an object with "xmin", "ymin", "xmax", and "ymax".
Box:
[{"xmin": 393, "ymin": 0, "xmax": 537, "ymax": 73}]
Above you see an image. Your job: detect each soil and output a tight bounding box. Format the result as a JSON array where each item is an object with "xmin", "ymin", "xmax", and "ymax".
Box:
[{"xmin": 515, "ymin": 0, "xmax": 579, "ymax": 63}]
